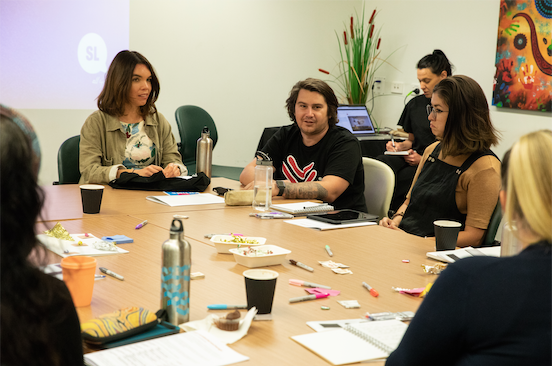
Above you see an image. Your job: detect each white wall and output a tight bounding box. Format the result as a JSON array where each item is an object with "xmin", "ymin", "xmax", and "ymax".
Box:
[{"xmin": 17, "ymin": 0, "xmax": 551, "ymax": 185}]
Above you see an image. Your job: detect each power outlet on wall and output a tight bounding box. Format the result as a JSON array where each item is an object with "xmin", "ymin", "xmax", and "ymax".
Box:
[
  {"xmin": 373, "ymin": 77, "xmax": 385, "ymax": 95},
  {"xmin": 391, "ymin": 82, "xmax": 404, "ymax": 94}
]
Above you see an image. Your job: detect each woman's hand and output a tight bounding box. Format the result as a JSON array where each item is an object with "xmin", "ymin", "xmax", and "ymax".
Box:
[
  {"xmin": 379, "ymin": 217, "xmax": 403, "ymax": 231},
  {"xmin": 404, "ymin": 149, "xmax": 422, "ymax": 166},
  {"xmin": 134, "ymin": 165, "xmax": 164, "ymax": 177},
  {"xmin": 163, "ymin": 163, "xmax": 181, "ymax": 178}
]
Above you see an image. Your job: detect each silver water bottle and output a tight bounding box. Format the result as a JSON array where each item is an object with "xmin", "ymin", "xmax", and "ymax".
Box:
[
  {"xmin": 161, "ymin": 219, "xmax": 191, "ymax": 325},
  {"xmin": 196, "ymin": 126, "xmax": 213, "ymax": 178}
]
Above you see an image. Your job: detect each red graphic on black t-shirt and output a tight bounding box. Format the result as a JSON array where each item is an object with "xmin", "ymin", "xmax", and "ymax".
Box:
[{"xmin": 282, "ymin": 155, "xmax": 317, "ymax": 183}]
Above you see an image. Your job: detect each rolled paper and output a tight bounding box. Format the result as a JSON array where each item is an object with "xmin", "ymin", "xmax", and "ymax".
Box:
[{"xmin": 44, "ymin": 222, "xmax": 74, "ymax": 241}]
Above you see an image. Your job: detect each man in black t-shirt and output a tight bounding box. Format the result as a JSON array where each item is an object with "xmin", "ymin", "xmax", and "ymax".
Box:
[{"xmin": 240, "ymin": 78, "xmax": 367, "ymax": 212}]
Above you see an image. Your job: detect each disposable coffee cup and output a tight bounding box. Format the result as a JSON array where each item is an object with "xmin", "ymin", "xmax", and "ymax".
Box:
[
  {"xmin": 434, "ymin": 220, "xmax": 462, "ymax": 251},
  {"xmin": 80, "ymin": 184, "xmax": 104, "ymax": 214},
  {"xmin": 243, "ymin": 269, "xmax": 278, "ymax": 314},
  {"xmin": 60, "ymin": 256, "xmax": 97, "ymax": 307}
]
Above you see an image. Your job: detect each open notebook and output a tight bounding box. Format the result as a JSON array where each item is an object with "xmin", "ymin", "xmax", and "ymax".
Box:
[{"xmin": 291, "ymin": 319, "xmax": 407, "ymax": 365}]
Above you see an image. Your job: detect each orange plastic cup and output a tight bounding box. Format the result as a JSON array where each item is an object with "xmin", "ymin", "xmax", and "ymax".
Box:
[{"xmin": 60, "ymin": 256, "xmax": 97, "ymax": 307}]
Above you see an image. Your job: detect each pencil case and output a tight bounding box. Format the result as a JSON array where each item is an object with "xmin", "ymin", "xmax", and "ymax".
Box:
[
  {"xmin": 224, "ymin": 190, "xmax": 254, "ymax": 206},
  {"xmin": 81, "ymin": 307, "xmax": 162, "ymax": 345}
]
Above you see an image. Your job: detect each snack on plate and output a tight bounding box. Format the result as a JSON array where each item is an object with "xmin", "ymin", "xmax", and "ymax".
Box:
[
  {"xmin": 214, "ymin": 310, "xmax": 241, "ymax": 331},
  {"xmin": 221, "ymin": 234, "xmax": 259, "ymax": 244},
  {"xmin": 44, "ymin": 222, "xmax": 74, "ymax": 241},
  {"xmin": 421, "ymin": 263, "xmax": 448, "ymax": 274},
  {"xmin": 235, "ymin": 247, "xmax": 274, "ymax": 257}
]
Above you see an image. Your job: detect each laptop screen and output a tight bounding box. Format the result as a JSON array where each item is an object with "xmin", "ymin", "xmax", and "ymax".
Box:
[{"xmin": 336, "ymin": 105, "xmax": 376, "ymax": 135}]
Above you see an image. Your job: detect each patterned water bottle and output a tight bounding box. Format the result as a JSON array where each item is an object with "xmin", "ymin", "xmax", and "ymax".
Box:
[
  {"xmin": 253, "ymin": 151, "xmax": 274, "ymax": 211},
  {"xmin": 161, "ymin": 219, "xmax": 191, "ymax": 325}
]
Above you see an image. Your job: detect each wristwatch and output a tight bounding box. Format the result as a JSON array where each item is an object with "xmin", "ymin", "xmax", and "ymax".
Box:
[{"xmin": 276, "ymin": 180, "xmax": 285, "ymax": 196}]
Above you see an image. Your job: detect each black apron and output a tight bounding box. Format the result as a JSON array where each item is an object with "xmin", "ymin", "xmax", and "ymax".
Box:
[{"xmin": 399, "ymin": 143, "xmax": 496, "ymax": 237}]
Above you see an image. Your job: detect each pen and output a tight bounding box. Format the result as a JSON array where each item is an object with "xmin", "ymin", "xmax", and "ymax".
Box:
[
  {"xmin": 95, "ymin": 274, "xmax": 106, "ymax": 280},
  {"xmin": 99, "ymin": 267, "xmax": 124, "ymax": 281},
  {"xmin": 207, "ymin": 304, "xmax": 248, "ymax": 310},
  {"xmin": 289, "ymin": 259, "xmax": 314, "ymax": 272},
  {"xmin": 391, "ymin": 136, "xmax": 396, "ymax": 152},
  {"xmin": 289, "ymin": 293, "xmax": 330, "ymax": 303},
  {"xmin": 289, "ymin": 279, "xmax": 331, "ymax": 289},
  {"xmin": 362, "ymin": 282, "xmax": 379, "ymax": 297},
  {"xmin": 325, "ymin": 245, "xmax": 333, "ymax": 257},
  {"xmin": 135, "ymin": 220, "xmax": 148, "ymax": 229}
]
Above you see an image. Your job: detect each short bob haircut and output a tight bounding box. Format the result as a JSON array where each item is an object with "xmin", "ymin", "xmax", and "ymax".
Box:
[
  {"xmin": 504, "ymin": 130, "xmax": 552, "ymax": 244},
  {"xmin": 97, "ymin": 50, "xmax": 160, "ymax": 118},
  {"xmin": 285, "ymin": 78, "xmax": 339, "ymax": 127},
  {"xmin": 432, "ymin": 75, "xmax": 499, "ymax": 157}
]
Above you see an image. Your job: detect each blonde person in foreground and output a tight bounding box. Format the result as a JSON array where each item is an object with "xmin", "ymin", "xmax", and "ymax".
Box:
[
  {"xmin": 379, "ymin": 75, "xmax": 501, "ymax": 247},
  {"xmin": 79, "ymin": 50, "xmax": 186, "ymax": 184},
  {"xmin": 386, "ymin": 129, "xmax": 552, "ymax": 365}
]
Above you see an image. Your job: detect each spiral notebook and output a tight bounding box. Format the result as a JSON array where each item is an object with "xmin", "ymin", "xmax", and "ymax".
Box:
[
  {"xmin": 291, "ymin": 319, "xmax": 407, "ymax": 365},
  {"xmin": 269, "ymin": 202, "xmax": 334, "ymax": 215}
]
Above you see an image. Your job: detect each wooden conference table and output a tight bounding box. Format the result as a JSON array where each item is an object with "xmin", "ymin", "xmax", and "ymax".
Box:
[{"xmin": 39, "ymin": 178, "xmax": 440, "ymax": 365}]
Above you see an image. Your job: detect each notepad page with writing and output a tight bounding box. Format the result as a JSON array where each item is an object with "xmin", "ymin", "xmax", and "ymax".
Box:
[{"xmin": 291, "ymin": 320, "xmax": 407, "ymax": 365}]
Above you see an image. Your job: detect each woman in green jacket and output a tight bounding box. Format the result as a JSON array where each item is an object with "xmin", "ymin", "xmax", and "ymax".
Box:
[{"xmin": 80, "ymin": 50, "xmax": 185, "ymax": 184}]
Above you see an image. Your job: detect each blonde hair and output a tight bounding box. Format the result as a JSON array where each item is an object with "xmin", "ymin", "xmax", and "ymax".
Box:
[{"xmin": 505, "ymin": 130, "xmax": 552, "ymax": 243}]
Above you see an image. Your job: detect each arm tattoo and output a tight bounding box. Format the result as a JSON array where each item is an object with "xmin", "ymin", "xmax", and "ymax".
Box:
[{"xmin": 283, "ymin": 182, "xmax": 328, "ymax": 200}]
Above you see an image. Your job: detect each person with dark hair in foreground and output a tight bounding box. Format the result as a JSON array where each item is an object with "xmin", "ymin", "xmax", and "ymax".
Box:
[
  {"xmin": 239, "ymin": 78, "xmax": 366, "ymax": 212},
  {"xmin": 0, "ymin": 105, "xmax": 84, "ymax": 366},
  {"xmin": 380, "ymin": 75, "xmax": 501, "ymax": 248},
  {"xmin": 377, "ymin": 49, "xmax": 453, "ymax": 213},
  {"xmin": 386, "ymin": 130, "xmax": 552, "ymax": 366},
  {"xmin": 80, "ymin": 50, "xmax": 185, "ymax": 184}
]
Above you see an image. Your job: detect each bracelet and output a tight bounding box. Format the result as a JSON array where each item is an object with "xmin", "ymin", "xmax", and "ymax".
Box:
[{"xmin": 391, "ymin": 212, "xmax": 405, "ymax": 220}]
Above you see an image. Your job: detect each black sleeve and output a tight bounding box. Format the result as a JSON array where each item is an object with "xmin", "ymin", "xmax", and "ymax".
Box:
[
  {"xmin": 51, "ymin": 279, "xmax": 85, "ymax": 366},
  {"xmin": 397, "ymin": 101, "xmax": 413, "ymax": 133},
  {"xmin": 386, "ymin": 264, "xmax": 468, "ymax": 366},
  {"xmin": 322, "ymin": 135, "xmax": 361, "ymax": 185}
]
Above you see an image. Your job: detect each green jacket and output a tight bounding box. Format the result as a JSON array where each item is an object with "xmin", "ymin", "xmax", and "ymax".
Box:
[{"xmin": 79, "ymin": 110, "xmax": 186, "ymax": 183}]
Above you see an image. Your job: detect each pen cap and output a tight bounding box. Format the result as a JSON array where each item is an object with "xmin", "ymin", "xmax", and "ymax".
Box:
[
  {"xmin": 162, "ymin": 219, "xmax": 192, "ymax": 325},
  {"xmin": 60, "ymin": 256, "xmax": 97, "ymax": 307}
]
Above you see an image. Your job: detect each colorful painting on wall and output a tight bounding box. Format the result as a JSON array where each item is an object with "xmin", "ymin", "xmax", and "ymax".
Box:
[{"xmin": 493, "ymin": 0, "xmax": 551, "ymax": 112}]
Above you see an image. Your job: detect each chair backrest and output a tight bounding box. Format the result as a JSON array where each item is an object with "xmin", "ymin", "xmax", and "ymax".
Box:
[
  {"xmin": 362, "ymin": 157, "xmax": 395, "ymax": 219},
  {"xmin": 256, "ymin": 126, "xmax": 281, "ymax": 153},
  {"xmin": 57, "ymin": 135, "xmax": 81, "ymax": 184},
  {"xmin": 481, "ymin": 201, "xmax": 502, "ymax": 247},
  {"xmin": 175, "ymin": 105, "xmax": 218, "ymax": 166}
]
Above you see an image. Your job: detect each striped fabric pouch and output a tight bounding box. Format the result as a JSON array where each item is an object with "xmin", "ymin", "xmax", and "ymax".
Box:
[{"xmin": 81, "ymin": 307, "xmax": 160, "ymax": 345}]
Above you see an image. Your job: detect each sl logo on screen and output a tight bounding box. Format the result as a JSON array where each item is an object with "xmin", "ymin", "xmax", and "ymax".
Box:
[{"xmin": 77, "ymin": 33, "xmax": 108, "ymax": 74}]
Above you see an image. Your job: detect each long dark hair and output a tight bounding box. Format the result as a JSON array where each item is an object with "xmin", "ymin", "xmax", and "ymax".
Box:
[
  {"xmin": 0, "ymin": 115, "xmax": 71, "ymax": 365},
  {"xmin": 432, "ymin": 75, "xmax": 500, "ymax": 157},
  {"xmin": 285, "ymin": 78, "xmax": 339, "ymax": 127},
  {"xmin": 97, "ymin": 50, "xmax": 160, "ymax": 118},
  {"xmin": 417, "ymin": 49, "xmax": 454, "ymax": 76}
]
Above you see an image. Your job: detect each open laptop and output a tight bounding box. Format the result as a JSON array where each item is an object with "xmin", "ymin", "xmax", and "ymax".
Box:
[{"xmin": 336, "ymin": 105, "xmax": 377, "ymax": 138}]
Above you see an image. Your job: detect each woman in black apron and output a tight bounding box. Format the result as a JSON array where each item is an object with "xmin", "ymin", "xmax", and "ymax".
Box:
[{"xmin": 379, "ymin": 75, "xmax": 501, "ymax": 248}]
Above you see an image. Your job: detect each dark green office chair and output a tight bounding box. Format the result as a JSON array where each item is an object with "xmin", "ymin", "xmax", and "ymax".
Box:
[
  {"xmin": 482, "ymin": 201, "xmax": 502, "ymax": 247},
  {"xmin": 56, "ymin": 135, "xmax": 81, "ymax": 184},
  {"xmin": 174, "ymin": 105, "xmax": 243, "ymax": 180}
]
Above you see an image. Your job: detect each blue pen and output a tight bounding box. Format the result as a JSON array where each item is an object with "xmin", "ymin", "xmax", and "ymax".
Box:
[{"xmin": 207, "ymin": 304, "xmax": 248, "ymax": 310}]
